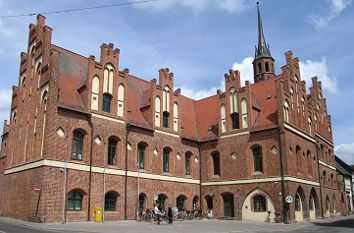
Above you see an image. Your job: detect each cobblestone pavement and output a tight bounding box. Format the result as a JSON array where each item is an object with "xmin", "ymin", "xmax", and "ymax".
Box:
[{"xmin": 0, "ymin": 215, "xmax": 353, "ymax": 233}]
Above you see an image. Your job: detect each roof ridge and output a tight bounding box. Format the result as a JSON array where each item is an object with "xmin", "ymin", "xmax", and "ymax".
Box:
[{"xmin": 51, "ymin": 44, "xmax": 88, "ymax": 60}]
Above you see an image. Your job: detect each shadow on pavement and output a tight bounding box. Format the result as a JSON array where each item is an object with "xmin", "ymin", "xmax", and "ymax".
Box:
[{"xmin": 312, "ymin": 219, "xmax": 354, "ymax": 228}]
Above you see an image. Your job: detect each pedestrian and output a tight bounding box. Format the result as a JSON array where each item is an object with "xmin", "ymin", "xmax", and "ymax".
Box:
[
  {"xmin": 168, "ymin": 205, "xmax": 173, "ymax": 224},
  {"xmin": 154, "ymin": 204, "xmax": 161, "ymax": 224}
]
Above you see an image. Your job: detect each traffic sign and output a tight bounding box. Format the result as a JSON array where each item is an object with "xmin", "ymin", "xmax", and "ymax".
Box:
[
  {"xmin": 34, "ymin": 185, "xmax": 41, "ymax": 194},
  {"xmin": 285, "ymin": 195, "xmax": 293, "ymax": 203}
]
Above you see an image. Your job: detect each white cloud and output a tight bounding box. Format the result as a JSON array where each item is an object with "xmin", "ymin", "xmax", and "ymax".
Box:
[
  {"xmin": 232, "ymin": 56, "xmax": 254, "ymax": 85},
  {"xmin": 309, "ymin": 0, "xmax": 352, "ymax": 28},
  {"xmin": 218, "ymin": 0, "xmax": 251, "ymax": 13},
  {"xmin": 178, "ymin": 79, "xmax": 225, "ymax": 100},
  {"xmin": 0, "ymin": 88, "xmax": 12, "ymax": 136},
  {"xmin": 299, "ymin": 58, "xmax": 338, "ymax": 94},
  {"xmin": 335, "ymin": 142, "xmax": 354, "ymax": 165},
  {"xmin": 133, "ymin": 0, "xmax": 251, "ymax": 14},
  {"xmin": 0, "ymin": 19, "xmax": 16, "ymax": 38}
]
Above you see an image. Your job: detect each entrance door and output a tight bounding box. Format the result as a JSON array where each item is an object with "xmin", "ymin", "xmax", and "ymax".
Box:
[{"xmin": 223, "ymin": 194, "xmax": 234, "ymax": 217}]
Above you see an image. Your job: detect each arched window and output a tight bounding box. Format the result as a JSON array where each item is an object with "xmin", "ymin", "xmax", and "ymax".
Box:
[
  {"xmin": 290, "ymin": 87, "xmax": 294, "ymax": 108},
  {"xmin": 36, "ymin": 62, "xmax": 42, "ymax": 88},
  {"xmin": 105, "ymin": 192, "xmax": 117, "ymax": 211},
  {"xmin": 301, "ymin": 96, "xmax": 305, "ymax": 115},
  {"xmin": 139, "ymin": 193, "xmax": 147, "ymax": 212},
  {"xmin": 117, "ymin": 84, "xmax": 124, "ymax": 117},
  {"xmin": 252, "ymin": 146, "xmax": 263, "ymax": 172},
  {"xmin": 185, "ymin": 152, "xmax": 191, "ymax": 175},
  {"xmin": 68, "ymin": 190, "xmax": 83, "ymax": 211},
  {"xmin": 308, "ymin": 117, "xmax": 312, "ymax": 135},
  {"xmin": 103, "ymin": 64, "xmax": 114, "ymax": 94},
  {"xmin": 162, "ymin": 86, "xmax": 170, "ymax": 112},
  {"xmin": 173, "ymin": 103, "xmax": 178, "ymax": 131},
  {"xmin": 155, "ymin": 96, "xmax": 161, "ymax": 127},
  {"xmin": 220, "ymin": 104, "xmax": 226, "ymax": 133},
  {"xmin": 163, "ymin": 111, "xmax": 169, "ymax": 128},
  {"xmin": 322, "ymin": 170, "xmax": 327, "ymax": 186},
  {"xmin": 229, "ymin": 88, "xmax": 238, "ymax": 113},
  {"xmin": 12, "ymin": 111, "xmax": 17, "ymax": 123},
  {"xmin": 91, "ymin": 76, "xmax": 99, "ymax": 110},
  {"xmin": 253, "ymin": 195, "xmax": 266, "ymax": 212},
  {"xmin": 102, "ymin": 94, "xmax": 112, "ymax": 113},
  {"xmin": 212, "ymin": 152, "xmax": 220, "ymax": 176},
  {"xmin": 163, "ymin": 148, "xmax": 170, "ymax": 172},
  {"xmin": 137, "ymin": 143, "xmax": 146, "ymax": 169},
  {"xmin": 241, "ymin": 99, "xmax": 248, "ymax": 128},
  {"xmin": 284, "ymin": 100, "xmax": 289, "ymax": 123},
  {"xmin": 265, "ymin": 62, "xmax": 269, "ymax": 72},
  {"xmin": 72, "ymin": 131, "xmax": 84, "ymax": 160},
  {"xmin": 295, "ymin": 193, "xmax": 301, "ymax": 211},
  {"xmin": 108, "ymin": 137, "xmax": 118, "ymax": 165}
]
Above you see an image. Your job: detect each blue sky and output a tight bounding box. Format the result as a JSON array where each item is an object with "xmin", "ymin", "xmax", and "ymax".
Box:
[{"xmin": 0, "ymin": 0, "xmax": 354, "ymax": 164}]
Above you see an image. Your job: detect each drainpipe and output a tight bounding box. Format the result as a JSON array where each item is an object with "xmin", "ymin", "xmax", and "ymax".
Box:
[
  {"xmin": 278, "ymin": 127, "xmax": 287, "ymax": 223},
  {"xmin": 316, "ymin": 144, "xmax": 324, "ymax": 218},
  {"xmin": 124, "ymin": 123, "xmax": 130, "ymax": 219},
  {"xmin": 87, "ymin": 115, "xmax": 94, "ymax": 221},
  {"xmin": 197, "ymin": 141, "xmax": 202, "ymax": 213}
]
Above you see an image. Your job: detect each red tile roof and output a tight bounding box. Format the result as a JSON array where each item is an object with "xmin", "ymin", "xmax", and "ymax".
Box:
[
  {"xmin": 250, "ymin": 77, "xmax": 280, "ymax": 131},
  {"xmin": 52, "ymin": 43, "xmax": 280, "ymax": 140}
]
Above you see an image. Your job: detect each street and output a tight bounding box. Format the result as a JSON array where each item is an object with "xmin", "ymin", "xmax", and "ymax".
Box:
[{"xmin": 0, "ymin": 216, "xmax": 353, "ymax": 233}]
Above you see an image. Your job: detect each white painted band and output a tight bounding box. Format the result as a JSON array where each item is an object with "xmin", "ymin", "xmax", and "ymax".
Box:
[
  {"xmin": 155, "ymin": 129, "xmax": 180, "ymax": 138},
  {"xmin": 91, "ymin": 113, "xmax": 125, "ymax": 124},
  {"xmin": 4, "ymin": 159, "xmax": 199, "ymax": 184},
  {"xmin": 315, "ymin": 133, "xmax": 334, "ymax": 147},
  {"xmin": 284, "ymin": 123, "xmax": 316, "ymax": 143},
  {"xmin": 201, "ymin": 176, "xmax": 319, "ymax": 186},
  {"xmin": 319, "ymin": 160, "xmax": 337, "ymax": 171},
  {"xmin": 220, "ymin": 131, "xmax": 250, "ymax": 139}
]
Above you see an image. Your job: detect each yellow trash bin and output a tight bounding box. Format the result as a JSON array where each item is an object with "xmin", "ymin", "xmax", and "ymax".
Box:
[{"xmin": 94, "ymin": 207, "xmax": 102, "ymax": 222}]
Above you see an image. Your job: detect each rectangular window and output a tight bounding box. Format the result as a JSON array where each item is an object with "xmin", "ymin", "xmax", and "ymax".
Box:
[
  {"xmin": 231, "ymin": 113, "xmax": 239, "ymax": 129},
  {"xmin": 163, "ymin": 112, "xmax": 169, "ymax": 128},
  {"xmin": 213, "ymin": 153, "xmax": 220, "ymax": 175},
  {"xmin": 138, "ymin": 145, "xmax": 145, "ymax": 169},
  {"xmin": 108, "ymin": 139, "xmax": 117, "ymax": 165}
]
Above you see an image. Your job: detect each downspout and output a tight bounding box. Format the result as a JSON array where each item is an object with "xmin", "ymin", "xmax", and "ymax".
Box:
[
  {"xmin": 316, "ymin": 144, "xmax": 324, "ymax": 218},
  {"xmin": 124, "ymin": 123, "xmax": 130, "ymax": 219},
  {"xmin": 197, "ymin": 141, "xmax": 202, "ymax": 212},
  {"xmin": 87, "ymin": 115, "xmax": 94, "ymax": 221},
  {"xmin": 278, "ymin": 127, "xmax": 287, "ymax": 223}
]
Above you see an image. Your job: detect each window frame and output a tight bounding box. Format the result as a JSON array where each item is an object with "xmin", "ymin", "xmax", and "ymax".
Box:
[
  {"xmin": 185, "ymin": 153, "xmax": 191, "ymax": 175},
  {"xmin": 72, "ymin": 131, "xmax": 84, "ymax": 161},
  {"xmin": 252, "ymin": 146, "xmax": 263, "ymax": 173},
  {"xmin": 137, "ymin": 143, "xmax": 146, "ymax": 169},
  {"xmin": 102, "ymin": 93, "xmax": 112, "ymax": 113},
  {"xmin": 68, "ymin": 191, "xmax": 83, "ymax": 211},
  {"xmin": 163, "ymin": 148, "xmax": 170, "ymax": 173},
  {"xmin": 108, "ymin": 137, "xmax": 118, "ymax": 165},
  {"xmin": 104, "ymin": 192, "xmax": 117, "ymax": 211},
  {"xmin": 252, "ymin": 195, "xmax": 267, "ymax": 212},
  {"xmin": 212, "ymin": 152, "xmax": 220, "ymax": 176}
]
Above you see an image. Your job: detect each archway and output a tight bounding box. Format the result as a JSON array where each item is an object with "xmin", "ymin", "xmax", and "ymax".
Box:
[
  {"xmin": 157, "ymin": 194, "xmax": 168, "ymax": 212},
  {"xmin": 223, "ymin": 193, "xmax": 234, "ymax": 217},
  {"xmin": 294, "ymin": 187, "xmax": 306, "ymax": 222},
  {"xmin": 192, "ymin": 196, "xmax": 199, "ymax": 210},
  {"xmin": 325, "ymin": 196, "xmax": 330, "ymax": 217},
  {"xmin": 241, "ymin": 189, "xmax": 275, "ymax": 222},
  {"xmin": 309, "ymin": 188, "xmax": 319, "ymax": 220},
  {"xmin": 139, "ymin": 193, "xmax": 147, "ymax": 212},
  {"xmin": 176, "ymin": 195, "xmax": 187, "ymax": 211}
]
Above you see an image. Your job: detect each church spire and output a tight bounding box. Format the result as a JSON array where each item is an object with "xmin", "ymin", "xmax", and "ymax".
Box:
[
  {"xmin": 255, "ymin": 1, "xmax": 272, "ymax": 59},
  {"xmin": 252, "ymin": 2, "xmax": 275, "ymax": 83}
]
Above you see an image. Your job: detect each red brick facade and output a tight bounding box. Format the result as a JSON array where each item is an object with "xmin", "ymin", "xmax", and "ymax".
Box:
[{"xmin": 0, "ymin": 13, "xmax": 348, "ymax": 223}]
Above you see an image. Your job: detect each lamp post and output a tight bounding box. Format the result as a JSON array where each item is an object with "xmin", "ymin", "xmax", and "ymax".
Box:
[{"xmin": 56, "ymin": 127, "xmax": 68, "ymax": 224}]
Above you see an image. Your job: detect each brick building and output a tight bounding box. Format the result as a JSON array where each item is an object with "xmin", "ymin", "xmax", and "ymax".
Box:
[{"xmin": 0, "ymin": 3, "xmax": 347, "ymax": 223}]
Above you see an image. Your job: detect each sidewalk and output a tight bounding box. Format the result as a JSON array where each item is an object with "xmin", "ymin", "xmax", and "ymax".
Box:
[{"xmin": 1, "ymin": 215, "xmax": 353, "ymax": 233}]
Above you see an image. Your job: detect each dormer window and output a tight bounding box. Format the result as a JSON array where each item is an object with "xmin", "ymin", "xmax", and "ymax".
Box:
[{"xmin": 102, "ymin": 94, "xmax": 112, "ymax": 113}]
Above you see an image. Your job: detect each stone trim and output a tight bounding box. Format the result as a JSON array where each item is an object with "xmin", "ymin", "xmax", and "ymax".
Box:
[
  {"xmin": 284, "ymin": 123, "xmax": 316, "ymax": 143},
  {"xmin": 154, "ymin": 129, "xmax": 180, "ymax": 138},
  {"xmin": 91, "ymin": 113, "xmax": 125, "ymax": 124},
  {"xmin": 201, "ymin": 176, "xmax": 320, "ymax": 186},
  {"xmin": 319, "ymin": 160, "xmax": 337, "ymax": 171},
  {"xmin": 220, "ymin": 131, "xmax": 250, "ymax": 139},
  {"xmin": 315, "ymin": 133, "xmax": 334, "ymax": 147},
  {"xmin": 4, "ymin": 159, "xmax": 199, "ymax": 184}
]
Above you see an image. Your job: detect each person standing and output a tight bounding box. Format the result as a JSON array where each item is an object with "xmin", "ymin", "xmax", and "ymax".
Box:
[
  {"xmin": 154, "ymin": 204, "xmax": 161, "ymax": 224},
  {"xmin": 167, "ymin": 205, "xmax": 173, "ymax": 224}
]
